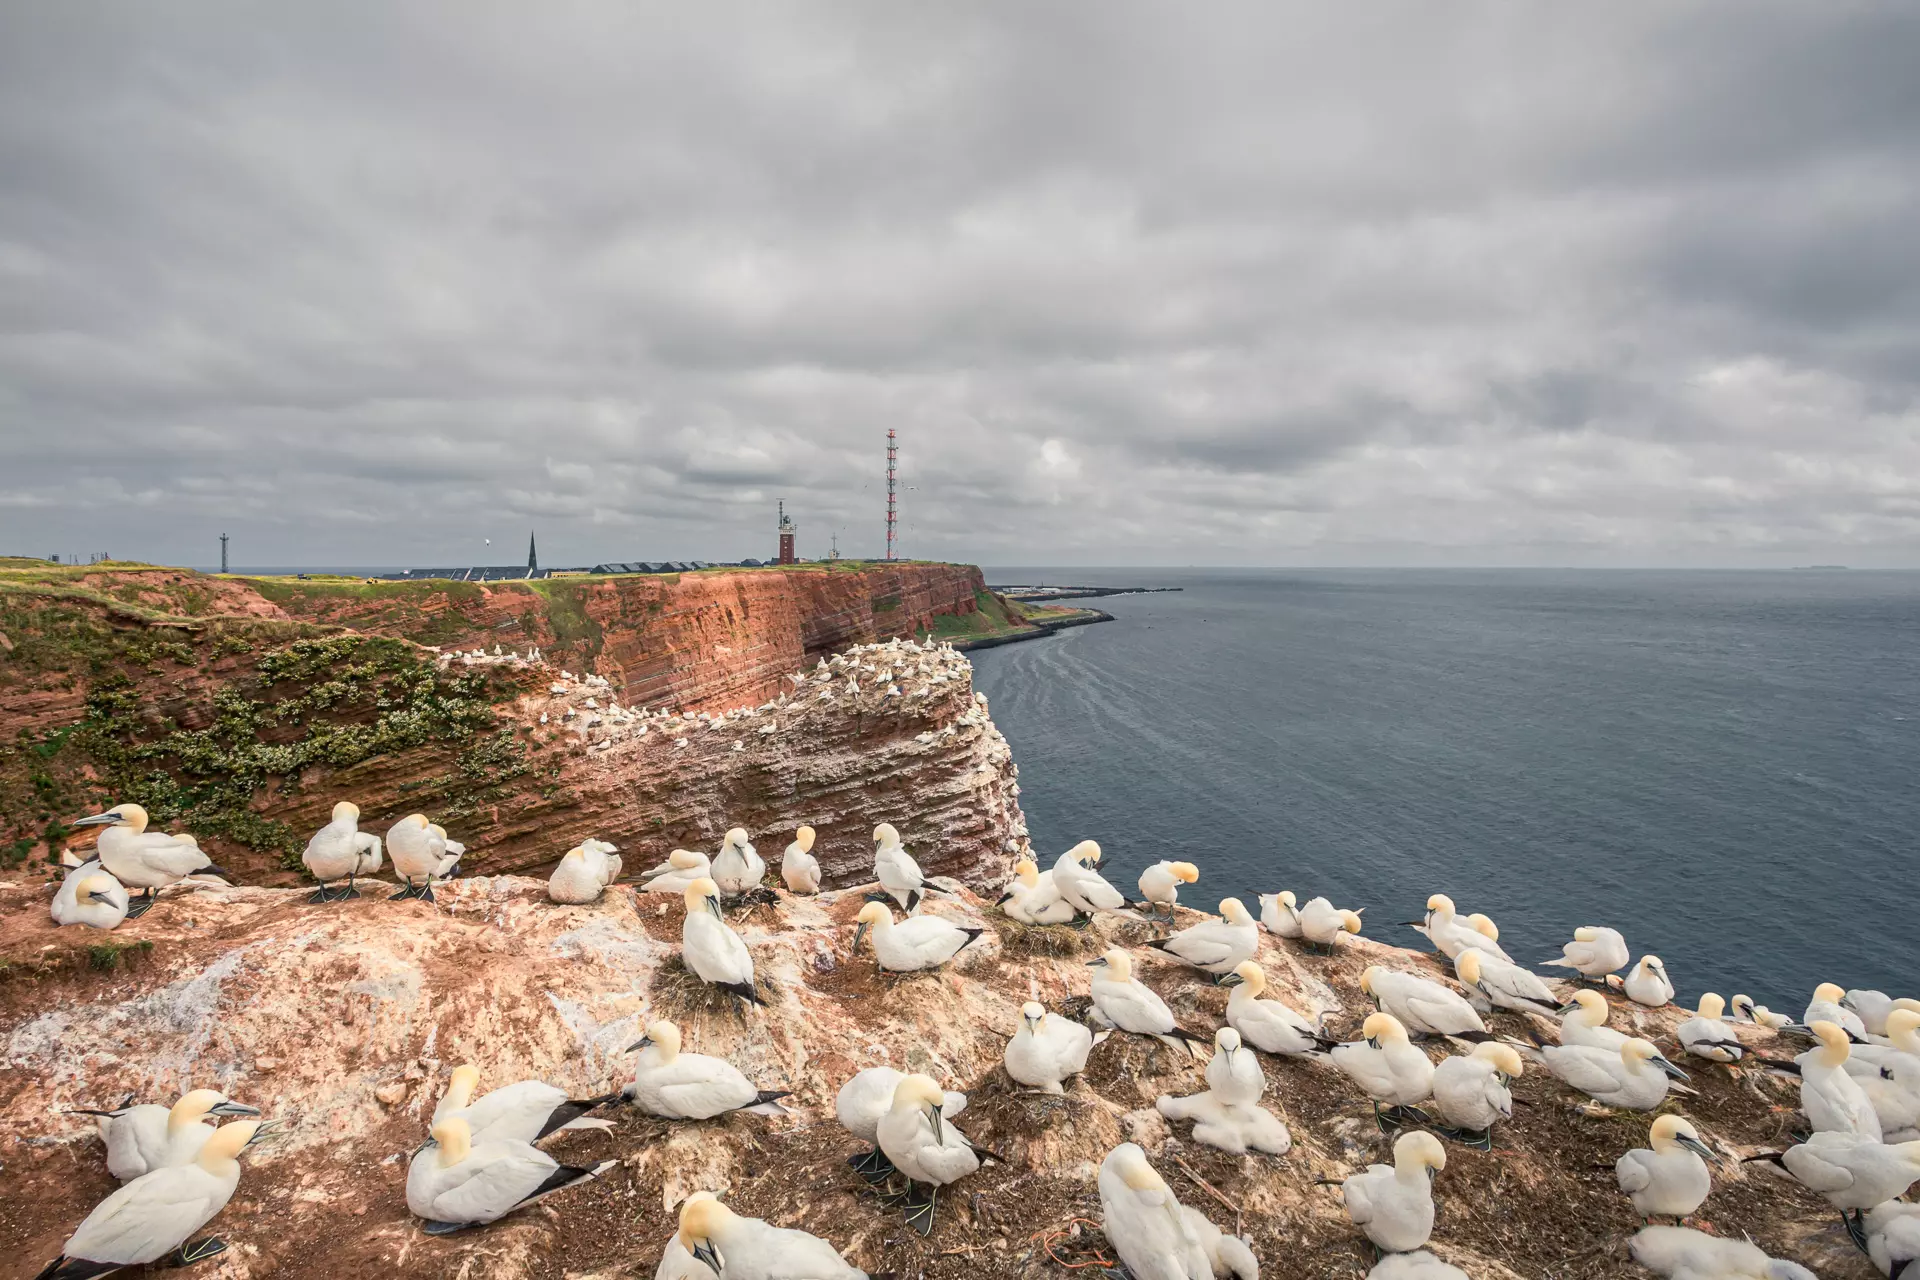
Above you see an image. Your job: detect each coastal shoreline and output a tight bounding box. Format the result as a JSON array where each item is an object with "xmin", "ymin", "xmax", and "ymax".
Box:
[{"xmin": 952, "ymin": 606, "xmax": 1113, "ymax": 651}]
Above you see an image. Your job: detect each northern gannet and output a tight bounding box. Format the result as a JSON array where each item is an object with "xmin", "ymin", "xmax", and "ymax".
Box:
[
  {"xmin": 1145, "ymin": 898, "xmax": 1260, "ymax": 979},
  {"xmin": 432, "ymin": 1066, "xmax": 619, "ymax": 1145},
  {"xmin": 1328, "ymin": 1130, "xmax": 1446, "ymax": 1255},
  {"xmin": 69, "ymin": 804, "xmax": 230, "ymax": 918},
  {"xmin": 1136, "ymin": 861, "xmax": 1198, "ymax": 921},
  {"xmin": 1052, "ymin": 840, "xmax": 1128, "ymax": 915},
  {"xmin": 681, "ymin": 878, "xmax": 763, "ymax": 1005},
  {"xmin": 1222, "ymin": 961, "xmax": 1338, "ymax": 1058},
  {"xmin": 853, "ymin": 901, "xmax": 984, "ymax": 973},
  {"xmin": 1087, "ymin": 949, "xmax": 1210, "ymax": 1057},
  {"xmin": 1408, "ymin": 894, "xmax": 1512, "ymax": 962},
  {"xmin": 1361, "ymin": 965, "xmax": 1490, "ymax": 1041},
  {"xmin": 1746, "ymin": 1131, "xmax": 1920, "ymax": 1251},
  {"xmin": 549, "ymin": 840, "xmax": 622, "ymax": 904},
  {"xmin": 1852, "ymin": 1008, "xmax": 1920, "ymax": 1072},
  {"xmin": 1620, "ymin": 955, "xmax": 1674, "ymax": 1008},
  {"xmin": 1865, "ymin": 1202, "xmax": 1920, "ymax": 1280},
  {"xmin": 50, "ymin": 865, "xmax": 128, "ymax": 931},
  {"xmin": 73, "ymin": 1089, "xmax": 262, "ymax": 1182},
  {"xmin": 622, "ymin": 1020, "xmax": 790, "ymax": 1119},
  {"xmin": 711, "ymin": 827, "xmax": 765, "ymax": 897},
  {"xmin": 1098, "ymin": 1143, "xmax": 1213, "ymax": 1280},
  {"xmin": 1845, "ymin": 989, "xmax": 1900, "ymax": 1038},
  {"xmin": 1539, "ymin": 1037, "xmax": 1689, "ymax": 1111},
  {"xmin": 1331, "ymin": 1012, "xmax": 1434, "ymax": 1125},
  {"xmin": 675, "ymin": 1191, "xmax": 873, "ymax": 1279},
  {"xmin": 1259, "ymin": 890, "xmax": 1303, "ymax": 939},
  {"xmin": 1731, "ymin": 994, "xmax": 1792, "ymax": 1031},
  {"xmin": 1803, "ymin": 983, "xmax": 1870, "ymax": 1043},
  {"xmin": 35, "ymin": 1120, "xmax": 267, "ymax": 1277},
  {"xmin": 301, "ymin": 800, "xmax": 384, "ymax": 903},
  {"xmin": 1204, "ymin": 1027, "xmax": 1265, "ymax": 1105},
  {"xmin": 1616, "ymin": 1115, "xmax": 1714, "ymax": 1222},
  {"xmin": 1543, "ymin": 925, "xmax": 1629, "ymax": 984},
  {"xmin": 658, "ymin": 1194, "xmax": 722, "ymax": 1280},
  {"xmin": 871, "ymin": 822, "xmax": 924, "ymax": 912},
  {"xmin": 1854, "ymin": 1013, "xmax": 1920, "ymax": 1141},
  {"xmin": 406, "ymin": 1115, "xmax": 615, "ymax": 1233},
  {"xmin": 1678, "ymin": 994, "xmax": 1748, "ymax": 1065},
  {"xmin": 1178, "ymin": 1204, "xmax": 1260, "ymax": 1280},
  {"xmin": 780, "ymin": 826, "xmax": 820, "ymax": 894},
  {"xmin": 1005, "ymin": 1001, "xmax": 1102, "ymax": 1095},
  {"xmin": 643, "ymin": 850, "xmax": 712, "ymax": 894},
  {"xmin": 835, "ymin": 1067, "xmax": 965, "ymax": 1184},
  {"xmin": 1558, "ymin": 989, "xmax": 1633, "ymax": 1052},
  {"xmin": 1628, "ymin": 1226, "xmax": 1817, "ymax": 1280},
  {"xmin": 1368, "ymin": 1252, "xmax": 1470, "ymax": 1279},
  {"xmin": 1297, "ymin": 896, "xmax": 1363, "ymax": 953},
  {"xmin": 997, "ymin": 858, "xmax": 1076, "ymax": 924},
  {"xmin": 1794, "ymin": 1021, "xmax": 1881, "ymax": 1140},
  {"xmin": 1428, "ymin": 1042, "xmax": 1523, "ymax": 1147},
  {"xmin": 386, "ymin": 814, "xmax": 462, "ymax": 901},
  {"xmin": 875, "ymin": 1074, "xmax": 1000, "ymax": 1235},
  {"xmin": 1155, "ymin": 1086, "xmax": 1293, "ymax": 1156},
  {"xmin": 1454, "ymin": 948, "xmax": 1558, "ymax": 1018}
]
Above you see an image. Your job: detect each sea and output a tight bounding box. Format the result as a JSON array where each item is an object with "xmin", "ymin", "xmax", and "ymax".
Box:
[{"xmin": 971, "ymin": 568, "xmax": 1920, "ymax": 1013}]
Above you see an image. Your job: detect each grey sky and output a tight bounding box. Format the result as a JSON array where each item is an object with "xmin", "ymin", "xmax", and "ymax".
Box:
[{"xmin": 2, "ymin": 3, "xmax": 1917, "ymax": 569}]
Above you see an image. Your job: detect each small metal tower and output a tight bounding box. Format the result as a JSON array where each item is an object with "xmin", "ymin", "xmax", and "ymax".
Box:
[
  {"xmin": 885, "ymin": 428, "xmax": 897, "ymax": 561},
  {"xmin": 219, "ymin": 533, "xmax": 229, "ymax": 574}
]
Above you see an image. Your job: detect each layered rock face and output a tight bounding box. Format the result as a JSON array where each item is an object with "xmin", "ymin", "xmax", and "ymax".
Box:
[{"xmin": 0, "ymin": 878, "xmax": 1871, "ymax": 1280}]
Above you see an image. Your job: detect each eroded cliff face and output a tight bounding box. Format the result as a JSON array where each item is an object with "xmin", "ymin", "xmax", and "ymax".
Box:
[{"xmin": 0, "ymin": 881, "xmax": 1871, "ymax": 1280}]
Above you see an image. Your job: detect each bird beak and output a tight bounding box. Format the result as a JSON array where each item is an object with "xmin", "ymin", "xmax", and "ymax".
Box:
[
  {"xmin": 1679, "ymin": 1136, "xmax": 1714, "ymax": 1160},
  {"xmin": 1556, "ymin": 1001, "xmax": 1580, "ymax": 1016},
  {"xmin": 245, "ymin": 1119, "xmax": 285, "ymax": 1149},
  {"xmin": 1086, "ymin": 957, "xmax": 1107, "ymax": 968},
  {"xmin": 705, "ymin": 896, "xmax": 724, "ymax": 920},
  {"xmin": 925, "ymin": 1102, "xmax": 944, "ymax": 1145},
  {"xmin": 1366, "ymin": 1036, "xmax": 1379, "ymax": 1049},
  {"xmin": 692, "ymin": 1241, "xmax": 723, "ymax": 1272},
  {"xmin": 70, "ymin": 812, "xmax": 118, "ymax": 827},
  {"xmin": 626, "ymin": 1036, "xmax": 653, "ymax": 1054},
  {"xmin": 852, "ymin": 921, "xmax": 870, "ymax": 950},
  {"xmin": 1218, "ymin": 973, "xmax": 1243, "ymax": 988},
  {"xmin": 411, "ymin": 1137, "xmax": 435, "ymax": 1156},
  {"xmin": 211, "ymin": 1101, "xmax": 261, "ymax": 1118},
  {"xmin": 200, "ymin": 864, "xmax": 234, "ymax": 881},
  {"xmin": 1839, "ymin": 996, "xmax": 1857, "ymax": 1012},
  {"xmin": 994, "ymin": 892, "xmax": 1012, "ymax": 906},
  {"xmin": 1657, "ymin": 1057, "xmax": 1691, "ymax": 1081}
]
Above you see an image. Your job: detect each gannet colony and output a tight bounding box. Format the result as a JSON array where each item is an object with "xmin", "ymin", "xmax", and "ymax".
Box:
[{"xmin": 9, "ymin": 636, "xmax": 1919, "ymax": 1280}]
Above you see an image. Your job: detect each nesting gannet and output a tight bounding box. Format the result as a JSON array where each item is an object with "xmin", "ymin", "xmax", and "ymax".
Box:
[
  {"xmin": 852, "ymin": 901, "xmax": 983, "ymax": 973},
  {"xmin": 835, "ymin": 1067, "xmax": 965, "ymax": 1184},
  {"xmin": 1865, "ymin": 1202, "xmax": 1920, "ymax": 1280},
  {"xmin": 1328, "ymin": 1130, "xmax": 1445, "ymax": 1255},
  {"xmin": 300, "ymin": 800, "xmax": 384, "ymax": 903},
  {"xmin": 431, "ymin": 1066, "xmax": 620, "ymax": 1145},
  {"xmin": 1731, "ymin": 994, "xmax": 1792, "ymax": 1031},
  {"xmin": 386, "ymin": 814, "xmax": 462, "ymax": 901},
  {"xmin": 1428, "ymin": 1042, "xmax": 1523, "ymax": 1147},
  {"xmin": 1622, "ymin": 955, "xmax": 1675, "ymax": 1008},
  {"xmin": 1332, "ymin": 1012, "xmax": 1434, "ymax": 1125},
  {"xmin": 1846, "ymin": 989, "xmax": 1900, "ymax": 1038},
  {"xmin": 622, "ymin": 1020, "xmax": 790, "ymax": 1120},
  {"xmin": 1408, "ymin": 894, "xmax": 1512, "ymax": 962},
  {"xmin": 643, "ymin": 850, "xmax": 712, "ymax": 894},
  {"xmin": 1052, "ymin": 840, "xmax": 1129, "ymax": 915},
  {"xmin": 1156, "ymin": 1086, "xmax": 1293, "ymax": 1156},
  {"xmin": 1794, "ymin": 1021, "xmax": 1881, "ymax": 1140},
  {"xmin": 1178, "ymin": 1204, "xmax": 1260, "ymax": 1280},
  {"xmin": 675, "ymin": 1192, "xmax": 873, "ymax": 1280},
  {"xmin": 407, "ymin": 1115, "xmax": 615, "ymax": 1233},
  {"xmin": 709, "ymin": 827, "xmax": 765, "ymax": 897},
  {"xmin": 50, "ymin": 865, "xmax": 128, "ymax": 931},
  {"xmin": 1612, "ymin": 1114, "xmax": 1715, "ymax": 1227},
  {"xmin": 1222, "ymin": 961, "xmax": 1338, "ymax": 1058},
  {"xmin": 1259, "ymin": 890, "xmax": 1303, "ymax": 938},
  {"xmin": 681, "ymin": 878, "xmax": 762, "ymax": 1005},
  {"xmin": 1804, "ymin": 983, "xmax": 1870, "ymax": 1042},
  {"xmin": 1543, "ymin": 925, "xmax": 1629, "ymax": 984},
  {"xmin": 1678, "ymin": 994, "xmax": 1748, "ymax": 1065},
  {"xmin": 1628, "ymin": 1226, "xmax": 1818, "ymax": 1280},
  {"xmin": 657, "ymin": 1194, "xmax": 722, "ymax": 1280},
  {"xmin": 1852, "ymin": 1008, "xmax": 1920, "ymax": 1072},
  {"xmin": 1298, "ymin": 896, "xmax": 1363, "ymax": 952},
  {"xmin": 1454, "ymin": 948, "xmax": 1558, "ymax": 1018},
  {"xmin": 1098, "ymin": 1143, "xmax": 1213, "ymax": 1280},
  {"xmin": 1361, "ymin": 966, "xmax": 1490, "ymax": 1041},
  {"xmin": 73, "ymin": 1089, "xmax": 262, "ymax": 1182},
  {"xmin": 69, "ymin": 804, "xmax": 230, "ymax": 918},
  {"xmin": 1558, "ymin": 989, "xmax": 1632, "ymax": 1052},
  {"xmin": 1540, "ymin": 1037, "xmax": 1688, "ymax": 1111},
  {"xmin": 1005, "ymin": 1001, "xmax": 1102, "ymax": 1094},
  {"xmin": 1087, "ymin": 949, "xmax": 1210, "ymax": 1057},
  {"xmin": 548, "ymin": 840, "xmax": 622, "ymax": 904},
  {"xmin": 1146, "ymin": 898, "xmax": 1260, "ymax": 979},
  {"xmin": 875, "ymin": 1074, "xmax": 1000, "ymax": 1235},
  {"xmin": 1367, "ymin": 1252, "xmax": 1471, "ymax": 1280},
  {"xmin": 1137, "ymin": 861, "xmax": 1198, "ymax": 921},
  {"xmin": 1203, "ymin": 1027, "xmax": 1266, "ymax": 1105},
  {"xmin": 780, "ymin": 826, "xmax": 820, "ymax": 894},
  {"xmin": 35, "ymin": 1120, "xmax": 267, "ymax": 1278},
  {"xmin": 1852, "ymin": 1015, "xmax": 1920, "ymax": 1141},
  {"xmin": 871, "ymin": 822, "xmax": 925, "ymax": 912},
  {"xmin": 1747, "ymin": 1131, "xmax": 1920, "ymax": 1250},
  {"xmin": 997, "ymin": 858, "xmax": 1077, "ymax": 924}
]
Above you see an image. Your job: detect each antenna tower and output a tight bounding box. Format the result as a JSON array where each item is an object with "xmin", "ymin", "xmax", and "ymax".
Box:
[
  {"xmin": 219, "ymin": 533, "xmax": 229, "ymax": 574},
  {"xmin": 885, "ymin": 428, "xmax": 897, "ymax": 561}
]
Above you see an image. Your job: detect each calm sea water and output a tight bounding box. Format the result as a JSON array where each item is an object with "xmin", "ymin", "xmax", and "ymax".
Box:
[{"xmin": 972, "ymin": 569, "xmax": 1920, "ymax": 1012}]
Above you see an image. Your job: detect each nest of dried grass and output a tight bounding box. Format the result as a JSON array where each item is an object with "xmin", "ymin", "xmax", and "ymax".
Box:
[
  {"xmin": 995, "ymin": 917, "xmax": 1103, "ymax": 959},
  {"xmin": 647, "ymin": 955, "xmax": 776, "ymax": 1018}
]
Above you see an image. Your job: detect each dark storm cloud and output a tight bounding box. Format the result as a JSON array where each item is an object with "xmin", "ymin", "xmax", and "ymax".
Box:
[{"xmin": 1, "ymin": 1, "xmax": 1918, "ymax": 568}]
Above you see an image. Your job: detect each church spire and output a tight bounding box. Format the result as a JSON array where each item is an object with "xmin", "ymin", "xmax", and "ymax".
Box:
[{"xmin": 527, "ymin": 531, "xmax": 538, "ymax": 574}]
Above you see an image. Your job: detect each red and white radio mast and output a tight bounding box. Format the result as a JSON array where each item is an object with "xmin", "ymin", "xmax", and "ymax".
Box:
[{"xmin": 885, "ymin": 428, "xmax": 898, "ymax": 561}]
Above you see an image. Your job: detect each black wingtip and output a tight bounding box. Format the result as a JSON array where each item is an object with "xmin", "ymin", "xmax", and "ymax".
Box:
[
  {"xmin": 755, "ymin": 1090, "xmax": 791, "ymax": 1105},
  {"xmin": 1740, "ymin": 1151, "xmax": 1786, "ymax": 1166},
  {"xmin": 35, "ymin": 1259, "xmax": 119, "ymax": 1280},
  {"xmin": 956, "ymin": 927, "xmax": 986, "ymax": 953},
  {"xmin": 1144, "ymin": 938, "xmax": 1173, "ymax": 952},
  {"xmin": 1173, "ymin": 1026, "xmax": 1211, "ymax": 1046},
  {"xmin": 720, "ymin": 981, "xmax": 766, "ymax": 1006},
  {"xmin": 976, "ymin": 1146, "xmax": 1010, "ymax": 1164},
  {"xmin": 1454, "ymin": 1030, "xmax": 1495, "ymax": 1044}
]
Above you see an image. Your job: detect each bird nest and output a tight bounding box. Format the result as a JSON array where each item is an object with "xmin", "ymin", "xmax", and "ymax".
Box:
[
  {"xmin": 994, "ymin": 917, "xmax": 1103, "ymax": 959},
  {"xmin": 646, "ymin": 955, "xmax": 777, "ymax": 1018}
]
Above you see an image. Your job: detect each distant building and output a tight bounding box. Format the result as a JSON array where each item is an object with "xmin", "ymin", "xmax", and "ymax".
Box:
[
  {"xmin": 777, "ymin": 500, "xmax": 797, "ymax": 565},
  {"xmin": 527, "ymin": 532, "xmax": 538, "ymax": 575}
]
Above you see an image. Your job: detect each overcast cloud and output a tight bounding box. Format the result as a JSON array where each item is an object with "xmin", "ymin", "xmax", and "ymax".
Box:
[{"xmin": 2, "ymin": 2, "xmax": 1918, "ymax": 569}]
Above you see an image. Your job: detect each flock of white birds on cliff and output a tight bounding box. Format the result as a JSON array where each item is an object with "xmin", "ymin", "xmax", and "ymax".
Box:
[{"xmin": 28, "ymin": 637, "xmax": 1920, "ymax": 1280}]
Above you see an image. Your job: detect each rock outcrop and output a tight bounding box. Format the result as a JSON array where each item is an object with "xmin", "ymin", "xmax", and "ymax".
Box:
[{"xmin": 0, "ymin": 879, "xmax": 1875, "ymax": 1280}]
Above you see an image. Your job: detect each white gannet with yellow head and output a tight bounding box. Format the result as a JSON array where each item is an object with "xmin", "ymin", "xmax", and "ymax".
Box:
[
  {"xmin": 675, "ymin": 1191, "xmax": 874, "ymax": 1280},
  {"xmin": 1006, "ymin": 1000, "xmax": 1103, "ymax": 1095},
  {"xmin": 875, "ymin": 1073, "xmax": 999, "ymax": 1235},
  {"xmin": 1408, "ymin": 894, "xmax": 1512, "ymax": 962},
  {"xmin": 1297, "ymin": 896, "xmax": 1364, "ymax": 953},
  {"xmin": 1098, "ymin": 1143, "xmax": 1213, "ymax": 1280},
  {"xmin": 1360, "ymin": 964, "xmax": 1490, "ymax": 1041},
  {"xmin": 1541, "ymin": 1036, "xmax": 1690, "ymax": 1111},
  {"xmin": 1222, "ymin": 960, "xmax": 1338, "ymax": 1057},
  {"xmin": 1429, "ymin": 1042, "xmax": 1524, "ymax": 1146},
  {"xmin": 548, "ymin": 839, "xmax": 622, "ymax": 904},
  {"xmin": 386, "ymin": 813, "xmax": 462, "ymax": 901},
  {"xmin": 1677, "ymin": 993, "xmax": 1748, "ymax": 1065},
  {"xmin": 301, "ymin": 800, "xmax": 383, "ymax": 903},
  {"xmin": 998, "ymin": 857, "xmax": 1077, "ymax": 924},
  {"xmin": 1136, "ymin": 860, "xmax": 1199, "ymax": 921},
  {"xmin": 711, "ymin": 827, "xmax": 765, "ymax": 897},
  {"xmin": 1147, "ymin": 897, "xmax": 1260, "ymax": 979},
  {"xmin": 642, "ymin": 849, "xmax": 712, "ymax": 894},
  {"xmin": 432, "ymin": 1063, "xmax": 621, "ymax": 1145},
  {"xmin": 69, "ymin": 803, "xmax": 230, "ymax": 918},
  {"xmin": 1331, "ymin": 1012, "xmax": 1434, "ymax": 1124},
  {"xmin": 1087, "ymin": 948, "xmax": 1210, "ymax": 1058},
  {"xmin": 1259, "ymin": 889, "xmax": 1303, "ymax": 938},
  {"xmin": 623, "ymin": 1019, "xmax": 791, "ymax": 1120},
  {"xmin": 407, "ymin": 1114, "xmax": 615, "ymax": 1232},
  {"xmin": 1332, "ymin": 1130, "xmax": 1447, "ymax": 1255},
  {"xmin": 1052, "ymin": 839, "xmax": 1128, "ymax": 915},
  {"xmin": 1731, "ymin": 993, "xmax": 1792, "ymax": 1031},
  {"xmin": 1453, "ymin": 947, "xmax": 1559, "ymax": 1018},
  {"xmin": 852, "ymin": 900, "xmax": 984, "ymax": 973},
  {"xmin": 1795, "ymin": 1020, "xmax": 1882, "ymax": 1140},
  {"xmin": 1558, "ymin": 988, "xmax": 1632, "ymax": 1052},
  {"xmin": 1621, "ymin": 955, "xmax": 1675, "ymax": 1008},
  {"xmin": 1543, "ymin": 925, "xmax": 1629, "ymax": 983},
  {"xmin": 51, "ymin": 865, "xmax": 129, "ymax": 930},
  {"xmin": 835, "ymin": 1068, "xmax": 967, "ymax": 1185},
  {"xmin": 74, "ymin": 1088, "xmax": 262, "ymax": 1182},
  {"xmin": 780, "ymin": 826, "xmax": 820, "ymax": 894},
  {"xmin": 871, "ymin": 821, "xmax": 924, "ymax": 912},
  {"xmin": 681, "ymin": 877, "xmax": 763, "ymax": 1005},
  {"xmin": 1616, "ymin": 1115, "xmax": 1714, "ymax": 1221},
  {"xmin": 1804, "ymin": 982, "xmax": 1870, "ymax": 1042}
]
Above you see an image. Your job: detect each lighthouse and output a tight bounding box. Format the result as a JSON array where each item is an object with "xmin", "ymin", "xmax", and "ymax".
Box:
[{"xmin": 776, "ymin": 501, "xmax": 797, "ymax": 565}]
